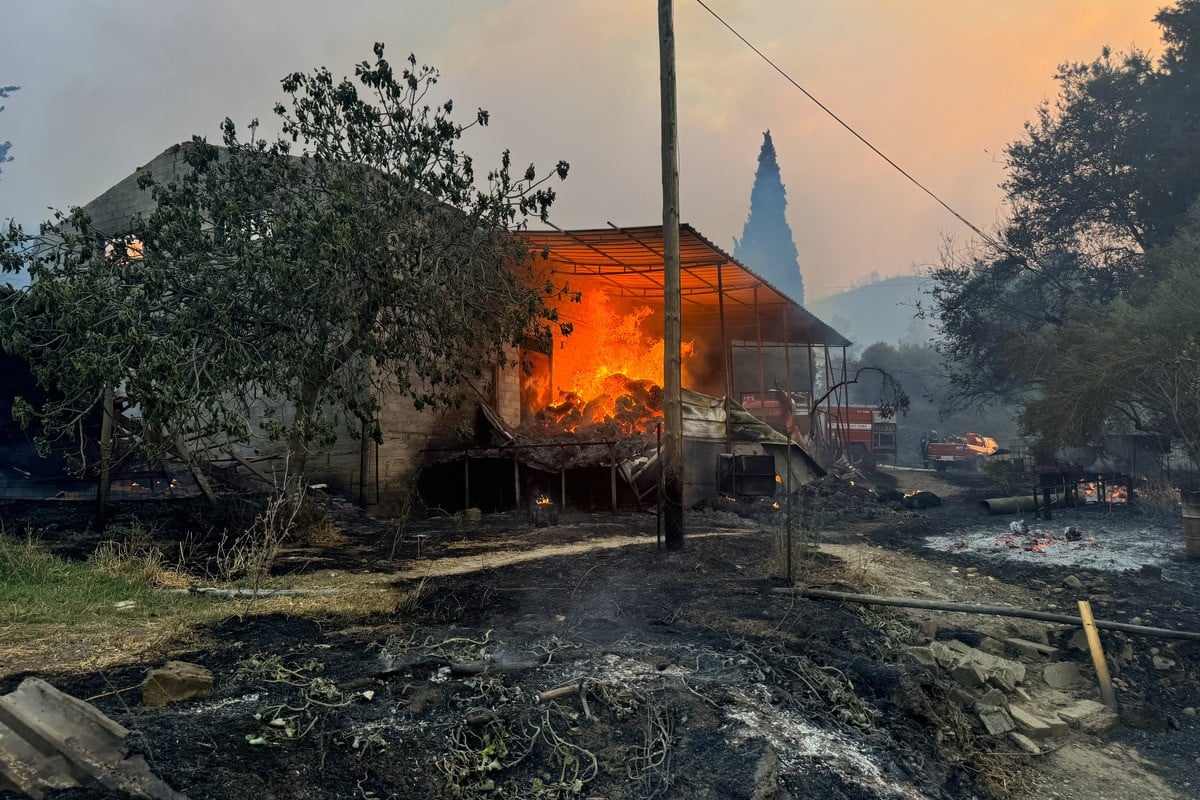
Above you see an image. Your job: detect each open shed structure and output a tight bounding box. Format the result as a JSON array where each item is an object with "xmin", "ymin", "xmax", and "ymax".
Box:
[{"xmin": 519, "ymin": 223, "xmax": 853, "ymax": 436}]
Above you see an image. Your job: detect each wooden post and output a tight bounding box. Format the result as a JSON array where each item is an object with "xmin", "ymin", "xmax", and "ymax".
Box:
[
  {"xmin": 358, "ymin": 421, "xmax": 369, "ymax": 505},
  {"xmin": 95, "ymin": 386, "xmax": 114, "ymax": 528},
  {"xmin": 659, "ymin": 0, "xmax": 685, "ymax": 550},
  {"xmin": 1078, "ymin": 600, "xmax": 1118, "ymax": 711},
  {"xmin": 463, "ymin": 451, "xmax": 471, "ymax": 509},
  {"xmin": 783, "ymin": 308, "xmax": 793, "ymax": 585},
  {"xmin": 717, "ymin": 261, "xmax": 733, "ymax": 452},
  {"xmin": 513, "ymin": 450, "xmax": 521, "ymax": 510},
  {"xmin": 753, "ymin": 286, "xmax": 765, "ymax": 401}
]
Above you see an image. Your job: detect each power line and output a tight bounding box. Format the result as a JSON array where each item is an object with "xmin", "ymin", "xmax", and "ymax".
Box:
[{"xmin": 693, "ymin": 0, "xmax": 1007, "ymax": 254}]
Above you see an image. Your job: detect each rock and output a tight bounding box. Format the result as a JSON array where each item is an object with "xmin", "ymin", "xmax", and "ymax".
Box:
[
  {"xmin": 1008, "ymin": 731, "xmax": 1042, "ymax": 755},
  {"xmin": 1129, "ymin": 617, "xmax": 1143, "ymax": 626},
  {"xmin": 1006, "ymin": 637, "xmax": 1061, "ymax": 659},
  {"xmin": 1153, "ymin": 655, "xmax": 1177, "ymax": 671},
  {"xmin": 1067, "ymin": 629, "xmax": 1090, "ymax": 653},
  {"xmin": 1041, "ymin": 713, "xmax": 1070, "ymax": 738},
  {"xmin": 465, "ymin": 508, "xmax": 482, "ymax": 523},
  {"xmin": 1008, "ymin": 705, "xmax": 1054, "ymax": 739},
  {"xmin": 953, "ymin": 662, "xmax": 988, "ymax": 687},
  {"xmin": 1043, "ymin": 661, "xmax": 1082, "ymax": 689},
  {"xmin": 1184, "ymin": 707, "xmax": 1196, "ymax": 717},
  {"xmin": 929, "ymin": 642, "xmax": 960, "ymax": 670},
  {"xmin": 1057, "ymin": 699, "xmax": 1118, "ymax": 733},
  {"xmin": 1140, "ymin": 564, "xmax": 1162, "ymax": 580},
  {"xmin": 978, "ymin": 706, "xmax": 1016, "ymax": 735},
  {"xmin": 905, "ymin": 646, "xmax": 937, "ymax": 667},
  {"xmin": 976, "ymin": 688, "xmax": 1008, "ymax": 708},
  {"xmin": 1090, "ymin": 579, "xmax": 1109, "ymax": 593},
  {"xmin": 978, "ymin": 637, "xmax": 1007, "ymax": 657},
  {"xmin": 1063, "ymin": 575, "xmax": 1083, "ymax": 590},
  {"xmin": 142, "ymin": 661, "xmax": 213, "ymax": 707}
]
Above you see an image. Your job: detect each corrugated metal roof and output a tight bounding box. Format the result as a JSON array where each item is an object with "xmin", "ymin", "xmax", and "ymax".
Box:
[{"xmin": 519, "ymin": 223, "xmax": 851, "ymax": 348}]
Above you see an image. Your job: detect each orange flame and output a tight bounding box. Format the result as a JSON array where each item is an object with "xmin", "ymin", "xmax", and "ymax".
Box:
[{"xmin": 530, "ymin": 290, "xmax": 694, "ymax": 434}]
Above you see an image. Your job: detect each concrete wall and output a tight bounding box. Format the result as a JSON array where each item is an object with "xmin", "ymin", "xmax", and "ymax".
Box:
[{"xmin": 82, "ymin": 144, "xmax": 194, "ymax": 234}]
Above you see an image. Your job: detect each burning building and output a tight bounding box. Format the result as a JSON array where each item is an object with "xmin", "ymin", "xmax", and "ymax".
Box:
[
  {"xmin": 417, "ymin": 224, "xmax": 850, "ymax": 510},
  {"xmin": 6, "ymin": 145, "xmax": 853, "ymax": 512}
]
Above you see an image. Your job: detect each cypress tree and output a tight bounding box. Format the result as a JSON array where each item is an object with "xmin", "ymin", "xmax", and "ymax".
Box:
[{"xmin": 733, "ymin": 131, "xmax": 805, "ymax": 305}]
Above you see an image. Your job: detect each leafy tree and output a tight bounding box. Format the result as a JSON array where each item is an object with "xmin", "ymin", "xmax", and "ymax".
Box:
[
  {"xmin": 0, "ymin": 85, "xmax": 18, "ymax": 179},
  {"xmin": 1, "ymin": 46, "xmax": 570, "ymax": 483},
  {"xmin": 734, "ymin": 130, "xmax": 805, "ymax": 305},
  {"xmin": 1020, "ymin": 202, "xmax": 1200, "ymax": 466},
  {"xmin": 930, "ymin": 1, "xmax": 1200, "ymax": 453}
]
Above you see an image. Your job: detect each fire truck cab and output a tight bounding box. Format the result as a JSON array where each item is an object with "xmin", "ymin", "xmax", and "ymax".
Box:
[{"xmin": 819, "ymin": 405, "xmax": 898, "ymax": 465}]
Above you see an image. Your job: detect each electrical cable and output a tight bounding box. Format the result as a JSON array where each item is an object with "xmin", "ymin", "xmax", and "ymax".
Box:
[{"xmin": 692, "ymin": 0, "xmax": 1010, "ymax": 256}]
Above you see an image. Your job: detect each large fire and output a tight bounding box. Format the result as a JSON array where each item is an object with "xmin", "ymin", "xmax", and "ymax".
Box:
[{"xmin": 526, "ymin": 291, "xmax": 694, "ymax": 435}]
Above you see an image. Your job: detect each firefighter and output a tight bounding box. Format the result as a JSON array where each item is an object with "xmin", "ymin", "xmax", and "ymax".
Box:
[{"xmin": 920, "ymin": 430, "xmax": 935, "ymax": 468}]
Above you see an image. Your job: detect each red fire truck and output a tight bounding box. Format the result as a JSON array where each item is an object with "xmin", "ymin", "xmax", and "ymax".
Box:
[
  {"xmin": 739, "ymin": 391, "xmax": 897, "ymax": 465},
  {"xmin": 923, "ymin": 432, "xmax": 1000, "ymax": 471},
  {"xmin": 820, "ymin": 405, "xmax": 898, "ymax": 465}
]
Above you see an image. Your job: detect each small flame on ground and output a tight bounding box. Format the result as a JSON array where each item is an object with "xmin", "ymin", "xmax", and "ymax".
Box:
[{"xmin": 535, "ymin": 495, "xmax": 553, "ymax": 506}]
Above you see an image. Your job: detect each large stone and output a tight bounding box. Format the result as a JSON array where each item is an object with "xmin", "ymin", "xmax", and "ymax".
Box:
[
  {"xmin": 1006, "ymin": 637, "xmax": 1061, "ymax": 659},
  {"xmin": 1008, "ymin": 731, "xmax": 1042, "ymax": 755},
  {"xmin": 1153, "ymin": 655, "xmax": 1177, "ymax": 671},
  {"xmin": 1057, "ymin": 699, "xmax": 1118, "ymax": 733},
  {"xmin": 1008, "ymin": 705, "xmax": 1054, "ymax": 739},
  {"xmin": 978, "ymin": 706, "xmax": 1016, "ymax": 735},
  {"xmin": 1063, "ymin": 575, "xmax": 1083, "ymax": 590},
  {"xmin": 905, "ymin": 646, "xmax": 937, "ymax": 667},
  {"xmin": 1067, "ymin": 629, "xmax": 1090, "ymax": 653},
  {"xmin": 953, "ymin": 662, "xmax": 988, "ymax": 687},
  {"xmin": 1043, "ymin": 661, "xmax": 1082, "ymax": 689},
  {"xmin": 142, "ymin": 661, "xmax": 213, "ymax": 707},
  {"xmin": 976, "ymin": 688, "xmax": 1008, "ymax": 708}
]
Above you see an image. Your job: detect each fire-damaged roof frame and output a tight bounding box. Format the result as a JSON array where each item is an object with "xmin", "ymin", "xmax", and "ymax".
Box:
[{"xmin": 519, "ymin": 223, "xmax": 851, "ymax": 348}]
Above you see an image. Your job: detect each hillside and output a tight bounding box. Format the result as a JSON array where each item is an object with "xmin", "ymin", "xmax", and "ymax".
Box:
[{"xmin": 808, "ymin": 275, "xmax": 934, "ymax": 349}]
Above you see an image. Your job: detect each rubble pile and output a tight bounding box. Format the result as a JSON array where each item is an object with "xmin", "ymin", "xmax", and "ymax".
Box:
[{"xmin": 907, "ymin": 636, "xmax": 1118, "ymax": 756}]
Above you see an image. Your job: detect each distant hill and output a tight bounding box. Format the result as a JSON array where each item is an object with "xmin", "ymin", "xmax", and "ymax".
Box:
[{"xmin": 808, "ymin": 275, "xmax": 934, "ymax": 350}]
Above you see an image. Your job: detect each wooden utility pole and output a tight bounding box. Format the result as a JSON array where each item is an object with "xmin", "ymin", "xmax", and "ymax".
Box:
[
  {"xmin": 94, "ymin": 386, "xmax": 114, "ymax": 528},
  {"xmin": 659, "ymin": 0, "xmax": 685, "ymax": 550}
]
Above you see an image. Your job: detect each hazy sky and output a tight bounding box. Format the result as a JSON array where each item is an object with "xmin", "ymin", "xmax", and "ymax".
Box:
[{"xmin": 0, "ymin": 1, "xmax": 1166, "ymax": 299}]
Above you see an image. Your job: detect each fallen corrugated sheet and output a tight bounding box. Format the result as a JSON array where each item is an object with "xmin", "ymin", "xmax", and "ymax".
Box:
[{"xmin": 0, "ymin": 677, "xmax": 185, "ymax": 800}]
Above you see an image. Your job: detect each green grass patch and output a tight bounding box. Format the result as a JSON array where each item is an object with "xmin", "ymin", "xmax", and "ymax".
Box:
[{"xmin": 0, "ymin": 533, "xmax": 194, "ymax": 626}]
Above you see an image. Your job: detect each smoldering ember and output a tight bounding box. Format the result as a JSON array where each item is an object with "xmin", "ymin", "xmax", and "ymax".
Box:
[{"xmin": 4, "ymin": 4, "xmax": 1200, "ymax": 800}]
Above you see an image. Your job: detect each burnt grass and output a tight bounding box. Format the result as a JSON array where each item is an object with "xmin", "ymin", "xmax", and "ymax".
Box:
[{"xmin": 5, "ymin": 470, "xmax": 1197, "ymax": 799}]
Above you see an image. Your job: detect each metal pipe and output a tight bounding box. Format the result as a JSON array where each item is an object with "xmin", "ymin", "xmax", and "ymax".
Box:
[
  {"xmin": 782, "ymin": 586, "xmax": 1200, "ymax": 642},
  {"xmin": 979, "ymin": 493, "xmax": 1062, "ymax": 514}
]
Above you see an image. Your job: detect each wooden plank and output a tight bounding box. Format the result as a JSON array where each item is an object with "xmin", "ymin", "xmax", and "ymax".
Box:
[{"xmin": 1078, "ymin": 600, "xmax": 1118, "ymax": 711}]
